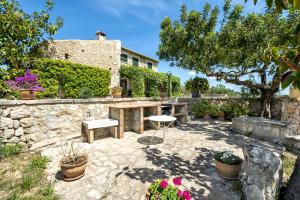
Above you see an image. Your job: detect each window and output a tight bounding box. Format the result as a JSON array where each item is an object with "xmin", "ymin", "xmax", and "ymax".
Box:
[
  {"xmin": 132, "ymin": 57, "xmax": 139, "ymax": 67},
  {"xmin": 147, "ymin": 62, "xmax": 153, "ymax": 69},
  {"xmin": 121, "ymin": 54, "xmax": 128, "ymax": 62},
  {"xmin": 64, "ymin": 53, "xmax": 70, "ymax": 60}
]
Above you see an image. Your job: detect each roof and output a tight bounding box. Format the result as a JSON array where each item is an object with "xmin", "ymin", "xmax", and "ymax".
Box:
[{"xmin": 121, "ymin": 47, "xmax": 159, "ymax": 63}]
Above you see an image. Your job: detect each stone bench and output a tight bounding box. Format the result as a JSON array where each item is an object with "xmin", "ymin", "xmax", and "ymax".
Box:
[
  {"xmin": 232, "ymin": 116, "xmax": 300, "ymax": 150},
  {"xmin": 83, "ymin": 119, "xmax": 119, "ymax": 144}
]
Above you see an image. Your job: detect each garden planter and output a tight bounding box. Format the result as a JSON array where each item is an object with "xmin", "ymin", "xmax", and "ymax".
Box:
[
  {"xmin": 203, "ymin": 114, "xmax": 210, "ymax": 120},
  {"xmin": 289, "ymin": 87, "xmax": 300, "ymax": 101},
  {"xmin": 192, "ymin": 91, "xmax": 200, "ymax": 98},
  {"xmin": 218, "ymin": 111, "xmax": 225, "ymax": 120},
  {"xmin": 112, "ymin": 87, "xmax": 123, "ymax": 98},
  {"xmin": 215, "ymin": 159, "xmax": 242, "ymax": 179},
  {"xmin": 60, "ymin": 155, "xmax": 88, "ymax": 181},
  {"xmin": 19, "ymin": 89, "xmax": 36, "ymax": 100}
]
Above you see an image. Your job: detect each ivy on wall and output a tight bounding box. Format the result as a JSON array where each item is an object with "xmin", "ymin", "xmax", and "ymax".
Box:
[
  {"xmin": 120, "ymin": 65, "xmax": 182, "ymax": 97},
  {"xmin": 0, "ymin": 59, "xmax": 111, "ymax": 99}
]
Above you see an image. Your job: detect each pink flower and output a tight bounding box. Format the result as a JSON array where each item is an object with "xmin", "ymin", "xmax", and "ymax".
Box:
[
  {"xmin": 173, "ymin": 177, "xmax": 182, "ymax": 186},
  {"xmin": 177, "ymin": 189, "xmax": 183, "ymax": 197},
  {"xmin": 159, "ymin": 180, "xmax": 168, "ymax": 189},
  {"xmin": 182, "ymin": 190, "xmax": 191, "ymax": 200}
]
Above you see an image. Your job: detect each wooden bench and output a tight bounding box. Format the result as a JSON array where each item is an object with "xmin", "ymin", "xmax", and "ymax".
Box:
[{"xmin": 83, "ymin": 119, "xmax": 119, "ymax": 144}]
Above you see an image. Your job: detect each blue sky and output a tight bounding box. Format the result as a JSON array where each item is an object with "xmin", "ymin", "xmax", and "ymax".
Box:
[{"xmin": 19, "ymin": 0, "xmax": 272, "ymax": 92}]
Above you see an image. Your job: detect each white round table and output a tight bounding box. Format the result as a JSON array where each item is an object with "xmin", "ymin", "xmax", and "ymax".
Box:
[{"xmin": 148, "ymin": 115, "xmax": 177, "ymax": 144}]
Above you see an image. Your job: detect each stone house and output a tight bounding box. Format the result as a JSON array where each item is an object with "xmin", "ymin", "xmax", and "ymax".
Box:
[{"xmin": 47, "ymin": 32, "xmax": 158, "ymax": 87}]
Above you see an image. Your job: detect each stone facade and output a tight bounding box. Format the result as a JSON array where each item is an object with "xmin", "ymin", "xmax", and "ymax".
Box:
[
  {"xmin": 47, "ymin": 39, "xmax": 121, "ymax": 87},
  {"xmin": 121, "ymin": 47, "xmax": 158, "ymax": 71},
  {"xmin": 281, "ymin": 98, "xmax": 300, "ymax": 133},
  {"xmin": 47, "ymin": 32, "xmax": 159, "ymax": 87}
]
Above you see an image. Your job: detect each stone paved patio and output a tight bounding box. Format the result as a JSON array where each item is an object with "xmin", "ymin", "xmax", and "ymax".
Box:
[{"xmin": 42, "ymin": 120, "xmax": 282, "ymax": 200}]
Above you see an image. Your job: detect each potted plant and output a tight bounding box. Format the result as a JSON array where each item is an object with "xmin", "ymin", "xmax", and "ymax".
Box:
[
  {"xmin": 60, "ymin": 143, "xmax": 88, "ymax": 181},
  {"xmin": 218, "ymin": 111, "xmax": 225, "ymax": 120},
  {"xmin": 111, "ymin": 86, "xmax": 123, "ymax": 98},
  {"xmin": 214, "ymin": 151, "xmax": 243, "ymax": 179},
  {"xmin": 5, "ymin": 69, "xmax": 44, "ymax": 100},
  {"xmin": 146, "ymin": 177, "xmax": 192, "ymax": 200},
  {"xmin": 185, "ymin": 77, "xmax": 209, "ymax": 98}
]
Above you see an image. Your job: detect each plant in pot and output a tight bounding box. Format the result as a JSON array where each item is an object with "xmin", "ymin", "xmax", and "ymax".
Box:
[
  {"xmin": 214, "ymin": 151, "xmax": 243, "ymax": 179},
  {"xmin": 191, "ymin": 100, "xmax": 217, "ymax": 120},
  {"xmin": 111, "ymin": 86, "xmax": 123, "ymax": 98},
  {"xmin": 185, "ymin": 77, "xmax": 209, "ymax": 98},
  {"xmin": 146, "ymin": 177, "xmax": 192, "ymax": 200},
  {"xmin": 60, "ymin": 142, "xmax": 88, "ymax": 181},
  {"xmin": 5, "ymin": 69, "xmax": 44, "ymax": 100}
]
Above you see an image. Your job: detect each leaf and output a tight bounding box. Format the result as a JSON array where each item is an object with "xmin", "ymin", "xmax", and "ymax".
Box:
[
  {"xmin": 281, "ymin": 73, "xmax": 296, "ymax": 89},
  {"xmin": 275, "ymin": 0, "xmax": 283, "ymax": 12},
  {"xmin": 253, "ymin": 0, "xmax": 258, "ymax": 5},
  {"xmin": 294, "ymin": 0, "xmax": 300, "ymax": 8},
  {"xmin": 266, "ymin": 0, "xmax": 274, "ymax": 7}
]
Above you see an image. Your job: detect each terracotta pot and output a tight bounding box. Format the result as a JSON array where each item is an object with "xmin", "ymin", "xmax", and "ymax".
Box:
[
  {"xmin": 60, "ymin": 155, "xmax": 88, "ymax": 181},
  {"xmin": 19, "ymin": 89, "xmax": 36, "ymax": 100},
  {"xmin": 203, "ymin": 114, "xmax": 210, "ymax": 120},
  {"xmin": 289, "ymin": 87, "xmax": 300, "ymax": 101},
  {"xmin": 215, "ymin": 160, "xmax": 242, "ymax": 179},
  {"xmin": 112, "ymin": 91, "xmax": 122, "ymax": 98},
  {"xmin": 218, "ymin": 112, "xmax": 225, "ymax": 121}
]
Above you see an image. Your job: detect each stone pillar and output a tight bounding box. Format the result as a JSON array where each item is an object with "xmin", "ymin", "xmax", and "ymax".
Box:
[{"xmin": 241, "ymin": 144, "xmax": 282, "ymax": 200}]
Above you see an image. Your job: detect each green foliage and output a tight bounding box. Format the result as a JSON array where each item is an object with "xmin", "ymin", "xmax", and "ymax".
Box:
[
  {"xmin": 120, "ymin": 65, "xmax": 182, "ymax": 97},
  {"xmin": 191, "ymin": 100, "xmax": 219, "ymax": 117},
  {"xmin": 29, "ymin": 59, "xmax": 110, "ymax": 98},
  {"xmin": 0, "ymin": 144, "xmax": 23, "ymax": 159},
  {"xmin": 246, "ymin": 0, "xmax": 300, "ymax": 11},
  {"xmin": 80, "ymin": 87, "xmax": 94, "ymax": 99},
  {"xmin": 207, "ymin": 84, "xmax": 240, "ymax": 97},
  {"xmin": 0, "ymin": 0, "xmax": 63, "ymax": 68},
  {"xmin": 29, "ymin": 156, "xmax": 50, "ymax": 171},
  {"xmin": 214, "ymin": 151, "xmax": 243, "ymax": 165},
  {"xmin": 148, "ymin": 179, "xmax": 181, "ymax": 200},
  {"xmin": 220, "ymin": 103, "xmax": 250, "ymax": 120},
  {"xmin": 185, "ymin": 77, "xmax": 209, "ymax": 93},
  {"xmin": 158, "ymin": 0, "xmax": 300, "ymax": 117}
]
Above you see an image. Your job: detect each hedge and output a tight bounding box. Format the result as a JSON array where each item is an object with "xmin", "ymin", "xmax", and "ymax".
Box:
[
  {"xmin": 120, "ymin": 65, "xmax": 182, "ymax": 97},
  {"xmin": 0, "ymin": 59, "xmax": 111, "ymax": 99}
]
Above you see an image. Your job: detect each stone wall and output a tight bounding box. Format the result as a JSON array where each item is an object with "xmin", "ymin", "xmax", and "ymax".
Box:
[
  {"xmin": 281, "ymin": 98, "xmax": 300, "ymax": 133},
  {"xmin": 0, "ymin": 98, "xmax": 157, "ymax": 151},
  {"xmin": 47, "ymin": 39, "xmax": 121, "ymax": 87}
]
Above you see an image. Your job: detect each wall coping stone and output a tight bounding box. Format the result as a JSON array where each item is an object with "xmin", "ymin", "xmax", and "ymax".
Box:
[
  {"xmin": 0, "ymin": 97, "xmax": 161, "ymax": 106},
  {"xmin": 234, "ymin": 116, "xmax": 296, "ymax": 128}
]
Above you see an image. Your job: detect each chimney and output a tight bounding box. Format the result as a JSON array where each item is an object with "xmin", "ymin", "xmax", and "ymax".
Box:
[{"xmin": 96, "ymin": 31, "xmax": 106, "ymax": 40}]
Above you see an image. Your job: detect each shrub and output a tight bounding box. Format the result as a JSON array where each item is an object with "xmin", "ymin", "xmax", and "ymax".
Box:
[
  {"xmin": 185, "ymin": 77, "xmax": 209, "ymax": 93},
  {"xmin": 80, "ymin": 87, "xmax": 94, "ymax": 99},
  {"xmin": 120, "ymin": 65, "xmax": 182, "ymax": 97},
  {"xmin": 191, "ymin": 101, "xmax": 219, "ymax": 117},
  {"xmin": 220, "ymin": 103, "xmax": 250, "ymax": 120}
]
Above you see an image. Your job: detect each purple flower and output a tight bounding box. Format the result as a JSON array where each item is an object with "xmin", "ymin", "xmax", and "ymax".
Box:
[
  {"xmin": 173, "ymin": 177, "xmax": 182, "ymax": 186},
  {"xmin": 5, "ymin": 69, "xmax": 44, "ymax": 92},
  {"xmin": 159, "ymin": 180, "xmax": 168, "ymax": 189},
  {"xmin": 177, "ymin": 189, "xmax": 183, "ymax": 197},
  {"xmin": 182, "ymin": 190, "xmax": 191, "ymax": 200}
]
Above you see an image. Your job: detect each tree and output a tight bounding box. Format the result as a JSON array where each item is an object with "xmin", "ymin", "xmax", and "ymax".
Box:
[
  {"xmin": 208, "ymin": 84, "xmax": 240, "ymax": 97},
  {"xmin": 157, "ymin": 0, "xmax": 300, "ymax": 118},
  {"xmin": 0, "ymin": 0, "xmax": 63, "ymax": 69},
  {"xmin": 185, "ymin": 77, "xmax": 209, "ymax": 94},
  {"xmin": 245, "ymin": 0, "xmax": 300, "ymax": 11}
]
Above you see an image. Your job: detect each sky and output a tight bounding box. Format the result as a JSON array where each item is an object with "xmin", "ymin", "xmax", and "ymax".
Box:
[{"xmin": 18, "ymin": 0, "xmax": 276, "ymax": 92}]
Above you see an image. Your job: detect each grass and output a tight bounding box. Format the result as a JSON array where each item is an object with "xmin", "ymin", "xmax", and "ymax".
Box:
[
  {"xmin": 0, "ymin": 144, "xmax": 23, "ymax": 159},
  {"xmin": 0, "ymin": 144, "xmax": 58, "ymax": 200}
]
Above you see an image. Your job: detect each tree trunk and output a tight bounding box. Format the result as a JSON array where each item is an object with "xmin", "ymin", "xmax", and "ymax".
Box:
[{"xmin": 260, "ymin": 91, "xmax": 272, "ymax": 119}]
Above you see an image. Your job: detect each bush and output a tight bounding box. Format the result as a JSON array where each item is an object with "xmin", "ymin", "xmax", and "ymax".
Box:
[
  {"xmin": 120, "ymin": 65, "xmax": 182, "ymax": 97},
  {"xmin": 185, "ymin": 77, "xmax": 209, "ymax": 93},
  {"xmin": 220, "ymin": 103, "xmax": 250, "ymax": 120},
  {"xmin": 30, "ymin": 59, "xmax": 111, "ymax": 98},
  {"xmin": 191, "ymin": 100, "xmax": 219, "ymax": 117},
  {"xmin": 80, "ymin": 87, "xmax": 94, "ymax": 99}
]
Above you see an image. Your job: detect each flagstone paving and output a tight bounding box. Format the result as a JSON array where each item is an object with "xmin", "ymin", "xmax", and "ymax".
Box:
[{"xmin": 42, "ymin": 120, "xmax": 282, "ymax": 200}]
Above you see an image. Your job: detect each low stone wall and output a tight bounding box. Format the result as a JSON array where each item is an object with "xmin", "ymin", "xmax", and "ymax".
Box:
[
  {"xmin": 232, "ymin": 116, "xmax": 300, "ymax": 151},
  {"xmin": 0, "ymin": 98, "xmax": 158, "ymax": 151}
]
